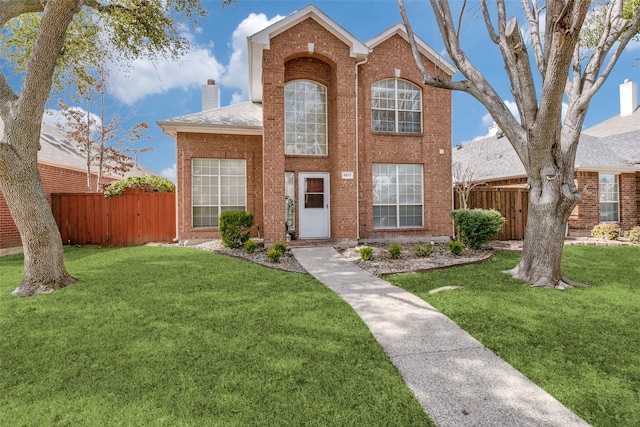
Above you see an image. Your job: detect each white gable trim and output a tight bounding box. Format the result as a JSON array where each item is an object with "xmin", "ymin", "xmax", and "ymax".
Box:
[
  {"xmin": 248, "ymin": 4, "xmax": 369, "ymax": 102},
  {"xmin": 366, "ymin": 23, "xmax": 457, "ymax": 76}
]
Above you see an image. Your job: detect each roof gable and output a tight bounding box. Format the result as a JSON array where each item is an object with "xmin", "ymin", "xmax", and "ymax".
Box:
[
  {"xmin": 366, "ymin": 23, "xmax": 457, "ymax": 76},
  {"xmin": 248, "ymin": 4, "xmax": 369, "ymax": 102},
  {"xmin": 157, "ymin": 102, "xmax": 263, "ymax": 137}
]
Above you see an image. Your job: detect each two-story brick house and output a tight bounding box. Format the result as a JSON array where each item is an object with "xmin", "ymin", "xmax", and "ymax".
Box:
[{"xmin": 158, "ymin": 5, "xmax": 456, "ymax": 245}]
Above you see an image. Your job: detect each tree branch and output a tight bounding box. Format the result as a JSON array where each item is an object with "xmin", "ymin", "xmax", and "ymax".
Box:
[
  {"xmin": 397, "ymin": 0, "xmax": 467, "ymax": 92},
  {"xmin": 521, "ymin": 0, "xmax": 546, "ymax": 76},
  {"xmin": 479, "ymin": 0, "xmax": 499, "ymax": 44},
  {"xmin": 579, "ymin": 0, "xmax": 640, "ymax": 107}
]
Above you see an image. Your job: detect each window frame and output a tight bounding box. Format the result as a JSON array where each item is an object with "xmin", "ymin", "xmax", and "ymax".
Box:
[
  {"xmin": 371, "ymin": 78, "xmax": 423, "ymax": 134},
  {"xmin": 372, "ymin": 163, "xmax": 424, "ymax": 229},
  {"xmin": 191, "ymin": 158, "xmax": 247, "ymax": 229},
  {"xmin": 598, "ymin": 173, "xmax": 620, "ymax": 223},
  {"xmin": 284, "ymin": 80, "xmax": 328, "ymax": 156}
]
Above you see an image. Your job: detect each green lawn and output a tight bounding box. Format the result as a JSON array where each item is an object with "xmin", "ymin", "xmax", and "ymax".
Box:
[
  {"xmin": 386, "ymin": 246, "xmax": 640, "ymax": 427},
  {"xmin": 0, "ymin": 246, "xmax": 431, "ymax": 427}
]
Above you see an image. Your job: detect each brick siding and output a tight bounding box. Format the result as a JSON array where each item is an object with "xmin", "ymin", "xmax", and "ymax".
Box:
[{"xmin": 1, "ymin": 163, "xmax": 114, "ymax": 252}]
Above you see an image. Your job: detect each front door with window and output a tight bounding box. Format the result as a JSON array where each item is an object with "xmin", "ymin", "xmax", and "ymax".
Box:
[{"xmin": 298, "ymin": 173, "xmax": 330, "ymax": 239}]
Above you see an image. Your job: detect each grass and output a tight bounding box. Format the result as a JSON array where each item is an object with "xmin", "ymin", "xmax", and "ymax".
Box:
[
  {"xmin": 386, "ymin": 246, "xmax": 640, "ymax": 427},
  {"xmin": 0, "ymin": 246, "xmax": 431, "ymax": 427}
]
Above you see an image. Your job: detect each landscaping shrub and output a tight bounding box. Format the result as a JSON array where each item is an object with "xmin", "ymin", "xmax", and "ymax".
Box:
[
  {"xmin": 389, "ymin": 244, "xmax": 402, "ymax": 259},
  {"xmin": 273, "ymin": 241, "xmax": 287, "ymax": 255},
  {"xmin": 244, "ymin": 239, "xmax": 258, "ymax": 254},
  {"xmin": 359, "ymin": 246, "xmax": 373, "ymax": 261},
  {"xmin": 447, "ymin": 240, "xmax": 464, "ymax": 255},
  {"xmin": 452, "ymin": 209, "xmax": 506, "ymax": 249},
  {"xmin": 626, "ymin": 226, "xmax": 640, "ymax": 243},
  {"xmin": 414, "ymin": 243, "xmax": 433, "ymax": 257},
  {"xmin": 219, "ymin": 211, "xmax": 254, "ymax": 248},
  {"xmin": 591, "ymin": 223, "xmax": 620, "ymax": 240},
  {"xmin": 266, "ymin": 248, "xmax": 282, "ymax": 263},
  {"xmin": 103, "ymin": 175, "xmax": 175, "ymax": 197}
]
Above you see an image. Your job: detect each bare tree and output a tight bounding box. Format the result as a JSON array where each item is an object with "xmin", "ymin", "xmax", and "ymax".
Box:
[{"xmin": 399, "ymin": 0, "xmax": 640, "ymax": 288}]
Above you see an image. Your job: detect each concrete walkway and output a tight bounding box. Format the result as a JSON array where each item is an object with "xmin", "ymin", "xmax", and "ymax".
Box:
[{"xmin": 292, "ymin": 247, "xmax": 590, "ymax": 427}]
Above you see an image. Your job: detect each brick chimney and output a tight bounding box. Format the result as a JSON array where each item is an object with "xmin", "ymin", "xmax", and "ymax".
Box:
[
  {"xmin": 620, "ymin": 79, "xmax": 638, "ymax": 117},
  {"xmin": 202, "ymin": 79, "xmax": 220, "ymax": 111}
]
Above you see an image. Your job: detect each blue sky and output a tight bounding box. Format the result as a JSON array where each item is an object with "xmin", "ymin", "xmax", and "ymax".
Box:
[{"xmin": 27, "ymin": 1, "xmax": 640, "ymax": 178}]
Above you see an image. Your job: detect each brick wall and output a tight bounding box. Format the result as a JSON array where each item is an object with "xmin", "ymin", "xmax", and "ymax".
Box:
[
  {"xmin": 175, "ymin": 132, "xmax": 263, "ymax": 242},
  {"xmin": 477, "ymin": 171, "xmax": 640, "ymax": 236},
  {"xmin": 358, "ymin": 34, "xmax": 453, "ymax": 240},
  {"xmin": 263, "ymin": 18, "xmax": 360, "ymax": 243},
  {"xmin": 620, "ymin": 172, "xmax": 638, "ymax": 229},
  {"xmin": 1, "ymin": 163, "xmax": 113, "ymax": 253}
]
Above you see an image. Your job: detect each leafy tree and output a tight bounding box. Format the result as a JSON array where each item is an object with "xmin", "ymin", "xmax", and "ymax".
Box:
[
  {"xmin": 399, "ymin": 0, "xmax": 640, "ymax": 288},
  {"xmin": 0, "ymin": 0, "xmax": 230, "ymax": 297}
]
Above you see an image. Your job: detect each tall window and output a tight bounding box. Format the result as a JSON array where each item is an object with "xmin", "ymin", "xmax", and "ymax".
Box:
[
  {"xmin": 371, "ymin": 79, "xmax": 422, "ymax": 133},
  {"xmin": 285, "ymin": 81, "xmax": 327, "ymax": 155},
  {"xmin": 373, "ymin": 164, "xmax": 423, "ymax": 228},
  {"xmin": 192, "ymin": 159, "xmax": 246, "ymax": 228},
  {"xmin": 599, "ymin": 174, "xmax": 619, "ymax": 222}
]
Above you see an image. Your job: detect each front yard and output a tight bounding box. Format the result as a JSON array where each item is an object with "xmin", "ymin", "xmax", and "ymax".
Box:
[
  {"xmin": 0, "ymin": 246, "xmax": 430, "ymax": 426},
  {"xmin": 387, "ymin": 246, "xmax": 640, "ymax": 427}
]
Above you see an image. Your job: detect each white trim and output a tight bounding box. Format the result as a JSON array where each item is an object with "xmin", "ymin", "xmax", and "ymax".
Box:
[
  {"xmin": 366, "ymin": 23, "xmax": 457, "ymax": 76},
  {"xmin": 248, "ymin": 4, "xmax": 369, "ymax": 102},
  {"xmin": 157, "ymin": 122, "xmax": 263, "ymax": 139}
]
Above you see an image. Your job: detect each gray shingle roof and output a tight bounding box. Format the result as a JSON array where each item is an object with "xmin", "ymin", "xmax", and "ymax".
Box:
[
  {"xmin": 454, "ymin": 112, "xmax": 640, "ymax": 182},
  {"xmin": 158, "ymin": 102, "xmax": 263, "ymax": 128},
  {"xmin": 1, "ymin": 118, "xmax": 156, "ymax": 177}
]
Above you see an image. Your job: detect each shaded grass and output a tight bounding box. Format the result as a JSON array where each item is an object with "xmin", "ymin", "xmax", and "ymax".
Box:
[
  {"xmin": 386, "ymin": 246, "xmax": 640, "ymax": 427},
  {"xmin": 0, "ymin": 246, "xmax": 431, "ymax": 426}
]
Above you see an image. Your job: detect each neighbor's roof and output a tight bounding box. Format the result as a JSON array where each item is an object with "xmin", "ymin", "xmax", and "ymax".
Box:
[
  {"xmin": 156, "ymin": 102, "xmax": 263, "ymax": 138},
  {"xmin": 0, "ymin": 118, "xmax": 156, "ymax": 178},
  {"xmin": 453, "ymin": 111, "xmax": 640, "ymax": 182}
]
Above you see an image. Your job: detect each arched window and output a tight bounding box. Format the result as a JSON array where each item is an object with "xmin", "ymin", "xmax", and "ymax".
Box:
[
  {"xmin": 285, "ymin": 81, "xmax": 327, "ymax": 155},
  {"xmin": 371, "ymin": 79, "xmax": 422, "ymax": 134}
]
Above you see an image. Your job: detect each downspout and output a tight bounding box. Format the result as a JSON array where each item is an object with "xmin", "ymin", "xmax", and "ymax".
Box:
[{"xmin": 355, "ymin": 56, "xmax": 368, "ymax": 241}]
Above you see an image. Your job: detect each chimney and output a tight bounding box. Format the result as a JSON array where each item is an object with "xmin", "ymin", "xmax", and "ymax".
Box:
[
  {"xmin": 620, "ymin": 79, "xmax": 638, "ymax": 117},
  {"xmin": 202, "ymin": 79, "xmax": 220, "ymax": 111}
]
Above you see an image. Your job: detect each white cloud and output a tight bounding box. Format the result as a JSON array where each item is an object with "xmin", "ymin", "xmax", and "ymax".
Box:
[
  {"xmin": 109, "ymin": 47, "xmax": 225, "ymax": 105},
  {"xmin": 44, "ymin": 108, "xmax": 102, "ymax": 131},
  {"xmin": 218, "ymin": 13, "xmax": 284, "ymax": 101},
  {"xmin": 106, "ymin": 12, "xmax": 283, "ymax": 106},
  {"xmin": 161, "ymin": 163, "xmax": 177, "ymax": 182}
]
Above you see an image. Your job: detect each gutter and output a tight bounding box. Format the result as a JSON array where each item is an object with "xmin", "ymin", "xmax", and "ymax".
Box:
[{"xmin": 355, "ymin": 56, "xmax": 368, "ymax": 241}]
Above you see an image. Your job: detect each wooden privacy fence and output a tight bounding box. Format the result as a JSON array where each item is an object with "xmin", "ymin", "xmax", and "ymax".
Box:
[
  {"xmin": 455, "ymin": 187, "xmax": 529, "ymax": 240},
  {"xmin": 51, "ymin": 190, "xmax": 176, "ymax": 247}
]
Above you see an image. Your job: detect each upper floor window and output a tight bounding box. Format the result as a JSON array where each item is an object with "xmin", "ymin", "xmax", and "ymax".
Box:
[
  {"xmin": 599, "ymin": 174, "xmax": 619, "ymax": 222},
  {"xmin": 371, "ymin": 79, "xmax": 422, "ymax": 134},
  {"xmin": 285, "ymin": 81, "xmax": 327, "ymax": 155}
]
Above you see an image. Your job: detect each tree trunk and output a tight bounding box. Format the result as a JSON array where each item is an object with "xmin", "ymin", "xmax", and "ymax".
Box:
[
  {"xmin": 504, "ymin": 169, "xmax": 584, "ymax": 289},
  {"xmin": 0, "ymin": 154, "xmax": 77, "ymax": 297}
]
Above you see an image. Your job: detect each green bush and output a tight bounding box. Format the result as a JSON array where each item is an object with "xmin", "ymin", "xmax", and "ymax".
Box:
[
  {"xmin": 414, "ymin": 243, "xmax": 433, "ymax": 257},
  {"xmin": 626, "ymin": 226, "xmax": 640, "ymax": 243},
  {"xmin": 359, "ymin": 246, "xmax": 373, "ymax": 261},
  {"xmin": 452, "ymin": 209, "xmax": 506, "ymax": 249},
  {"xmin": 103, "ymin": 175, "xmax": 175, "ymax": 197},
  {"xmin": 266, "ymin": 248, "xmax": 282, "ymax": 263},
  {"xmin": 273, "ymin": 241, "xmax": 287, "ymax": 255},
  {"xmin": 591, "ymin": 223, "xmax": 620, "ymax": 240},
  {"xmin": 219, "ymin": 211, "xmax": 254, "ymax": 248},
  {"xmin": 447, "ymin": 240, "xmax": 464, "ymax": 255},
  {"xmin": 389, "ymin": 244, "xmax": 402, "ymax": 259},
  {"xmin": 244, "ymin": 239, "xmax": 258, "ymax": 254}
]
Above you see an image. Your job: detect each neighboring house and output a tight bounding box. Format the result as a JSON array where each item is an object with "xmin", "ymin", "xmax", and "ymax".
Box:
[
  {"xmin": 158, "ymin": 4, "xmax": 456, "ymax": 245},
  {"xmin": 0, "ymin": 119, "xmax": 155, "ymax": 256},
  {"xmin": 452, "ymin": 79, "xmax": 640, "ymax": 237}
]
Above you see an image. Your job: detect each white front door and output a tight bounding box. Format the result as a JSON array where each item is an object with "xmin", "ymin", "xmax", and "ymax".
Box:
[{"xmin": 298, "ymin": 173, "xmax": 330, "ymax": 239}]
